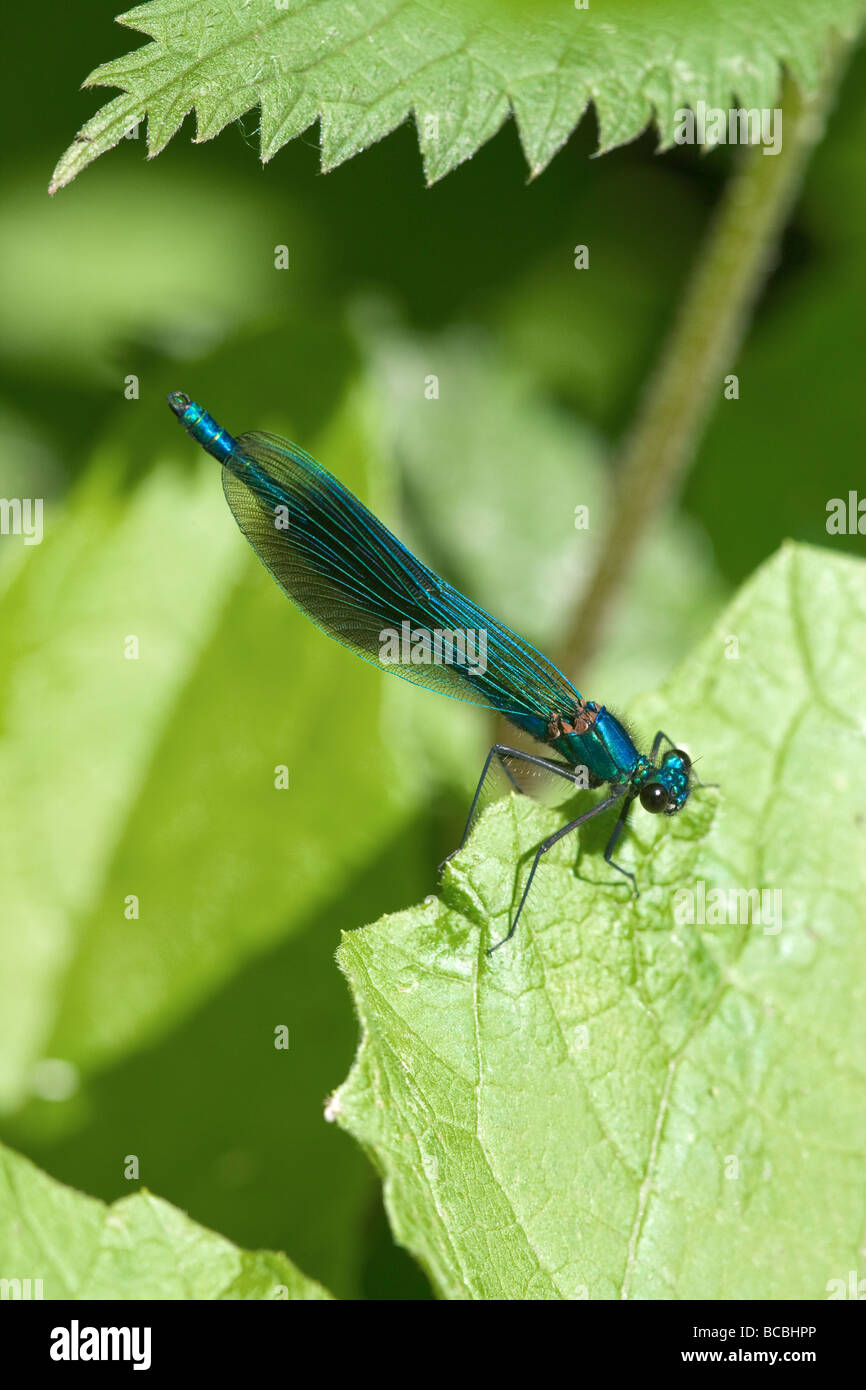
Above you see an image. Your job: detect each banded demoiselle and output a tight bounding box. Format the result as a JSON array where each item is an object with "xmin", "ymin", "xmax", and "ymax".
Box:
[{"xmin": 168, "ymin": 391, "xmax": 696, "ymax": 951}]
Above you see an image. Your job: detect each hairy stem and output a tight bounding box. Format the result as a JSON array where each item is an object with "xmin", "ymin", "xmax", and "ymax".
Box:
[{"xmin": 559, "ymin": 46, "xmax": 853, "ymax": 678}]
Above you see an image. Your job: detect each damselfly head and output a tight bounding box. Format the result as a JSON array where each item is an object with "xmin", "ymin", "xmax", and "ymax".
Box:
[{"xmin": 638, "ymin": 747, "xmax": 691, "ymax": 817}]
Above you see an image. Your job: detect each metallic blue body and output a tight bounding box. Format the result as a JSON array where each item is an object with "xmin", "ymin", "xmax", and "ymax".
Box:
[{"xmin": 549, "ymin": 707, "xmax": 641, "ymax": 784}]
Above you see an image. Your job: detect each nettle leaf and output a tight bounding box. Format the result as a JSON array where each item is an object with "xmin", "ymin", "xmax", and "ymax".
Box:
[
  {"xmin": 333, "ymin": 543, "xmax": 866, "ymax": 1299},
  {"xmin": 50, "ymin": 0, "xmax": 865, "ymax": 193},
  {"xmin": 0, "ymin": 1142, "xmax": 331, "ymax": 1299}
]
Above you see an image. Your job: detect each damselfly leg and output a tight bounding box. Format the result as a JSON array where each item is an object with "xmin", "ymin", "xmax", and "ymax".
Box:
[
  {"xmin": 488, "ymin": 786, "xmax": 631, "ymax": 954},
  {"xmin": 439, "ymin": 744, "xmax": 583, "ymax": 872}
]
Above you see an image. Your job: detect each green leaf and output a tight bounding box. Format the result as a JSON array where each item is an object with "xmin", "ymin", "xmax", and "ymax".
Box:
[
  {"xmin": 0, "ymin": 453, "xmax": 239, "ymax": 1106},
  {"xmin": 0, "ymin": 394, "xmax": 421, "ymax": 1106},
  {"xmin": 50, "ymin": 0, "xmax": 865, "ymax": 193},
  {"xmin": 333, "ymin": 543, "xmax": 866, "ymax": 1299},
  {"xmin": 0, "ymin": 1141, "xmax": 331, "ymax": 1298}
]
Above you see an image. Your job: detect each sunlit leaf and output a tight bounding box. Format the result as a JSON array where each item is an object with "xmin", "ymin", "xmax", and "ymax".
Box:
[{"xmin": 334, "ymin": 543, "xmax": 866, "ymax": 1299}]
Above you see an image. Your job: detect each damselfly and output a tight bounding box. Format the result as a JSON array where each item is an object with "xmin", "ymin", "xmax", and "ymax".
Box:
[{"xmin": 168, "ymin": 392, "xmax": 696, "ymax": 950}]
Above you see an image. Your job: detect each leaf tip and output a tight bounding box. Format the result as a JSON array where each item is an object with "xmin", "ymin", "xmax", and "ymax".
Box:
[{"xmin": 323, "ymin": 1090, "xmax": 343, "ymax": 1124}]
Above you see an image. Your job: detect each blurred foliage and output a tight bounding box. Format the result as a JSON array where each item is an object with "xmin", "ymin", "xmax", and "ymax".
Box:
[{"xmin": 0, "ymin": 1, "xmax": 864, "ymax": 1300}]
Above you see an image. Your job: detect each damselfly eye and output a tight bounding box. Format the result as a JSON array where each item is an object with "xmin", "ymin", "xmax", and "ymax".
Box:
[
  {"xmin": 640, "ymin": 782, "xmax": 670, "ymax": 814},
  {"xmin": 664, "ymin": 747, "xmax": 691, "ymax": 771}
]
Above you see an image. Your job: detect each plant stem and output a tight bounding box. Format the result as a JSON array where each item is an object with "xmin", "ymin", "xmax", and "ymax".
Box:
[{"xmin": 558, "ymin": 46, "xmax": 853, "ymax": 679}]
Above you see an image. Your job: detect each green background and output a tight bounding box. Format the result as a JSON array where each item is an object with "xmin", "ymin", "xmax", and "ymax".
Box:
[{"xmin": 1, "ymin": 5, "xmax": 864, "ymax": 1298}]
